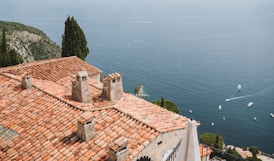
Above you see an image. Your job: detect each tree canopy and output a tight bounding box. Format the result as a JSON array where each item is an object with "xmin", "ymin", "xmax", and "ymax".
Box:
[
  {"xmin": 62, "ymin": 16, "xmax": 89, "ymax": 60},
  {"xmin": 199, "ymin": 133, "xmax": 224, "ymax": 150},
  {"xmin": 0, "ymin": 29, "xmax": 22, "ymax": 67},
  {"xmin": 152, "ymin": 97, "xmax": 180, "ymax": 114}
]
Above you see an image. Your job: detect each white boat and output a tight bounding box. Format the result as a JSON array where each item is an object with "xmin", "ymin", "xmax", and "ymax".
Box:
[
  {"xmin": 254, "ymin": 117, "xmax": 257, "ymax": 121},
  {"xmin": 189, "ymin": 109, "xmax": 192, "ymax": 113},
  {"xmin": 218, "ymin": 105, "xmax": 222, "ymax": 110},
  {"xmin": 247, "ymin": 102, "xmax": 253, "ymax": 108},
  {"xmin": 270, "ymin": 113, "xmax": 274, "ymax": 118},
  {"xmin": 237, "ymin": 84, "xmax": 242, "ymax": 91}
]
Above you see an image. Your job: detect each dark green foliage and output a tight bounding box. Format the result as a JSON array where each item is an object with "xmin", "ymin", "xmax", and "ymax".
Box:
[
  {"xmin": 1, "ymin": 29, "xmax": 7, "ymax": 53},
  {"xmin": 62, "ymin": 16, "xmax": 89, "ymax": 60},
  {"xmin": 152, "ymin": 97, "xmax": 180, "ymax": 114},
  {"xmin": 0, "ymin": 29, "xmax": 22, "ymax": 67},
  {"xmin": 199, "ymin": 133, "xmax": 224, "ymax": 150},
  {"xmin": 160, "ymin": 96, "xmax": 164, "ymax": 107},
  {"xmin": 249, "ymin": 146, "xmax": 259, "ymax": 157}
]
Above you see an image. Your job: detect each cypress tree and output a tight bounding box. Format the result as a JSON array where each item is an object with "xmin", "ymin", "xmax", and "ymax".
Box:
[
  {"xmin": 0, "ymin": 29, "xmax": 22, "ymax": 67},
  {"xmin": 62, "ymin": 16, "xmax": 89, "ymax": 60},
  {"xmin": 160, "ymin": 96, "xmax": 165, "ymax": 107},
  {"xmin": 1, "ymin": 29, "xmax": 7, "ymax": 53}
]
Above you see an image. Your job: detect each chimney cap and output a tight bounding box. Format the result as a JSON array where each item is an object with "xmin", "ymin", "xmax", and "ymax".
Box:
[
  {"xmin": 109, "ymin": 137, "xmax": 128, "ymax": 152},
  {"xmin": 77, "ymin": 71, "xmax": 88, "ymax": 77},
  {"xmin": 104, "ymin": 72, "xmax": 121, "ymax": 81},
  {"xmin": 78, "ymin": 111, "xmax": 94, "ymax": 124}
]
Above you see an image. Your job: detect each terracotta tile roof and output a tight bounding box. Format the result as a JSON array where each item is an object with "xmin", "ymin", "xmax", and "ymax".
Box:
[
  {"xmin": 0, "ymin": 74, "xmax": 159, "ymax": 160},
  {"xmin": 0, "ymin": 57, "xmax": 189, "ymax": 160},
  {"xmin": 0, "ymin": 56, "xmax": 101, "ymax": 82},
  {"xmin": 199, "ymin": 144, "xmax": 213, "ymax": 157}
]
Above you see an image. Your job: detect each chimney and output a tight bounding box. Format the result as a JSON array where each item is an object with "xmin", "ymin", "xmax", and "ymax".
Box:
[
  {"xmin": 102, "ymin": 72, "xmax": 123, "ymax": 101},
  {"xmin": 72, "ymin": 71, "xmax": 91, "ymax": 103},
  {"xmin": 77, "ymin": 112, "xmax": 96, "ymax": 142},
  {"xmin": 21, "ymin": 74, "xmax": 32, "ymax": 89},
  {"xmin": 108, "ymin": 137, "xmax": 129, "ymax": 161}
]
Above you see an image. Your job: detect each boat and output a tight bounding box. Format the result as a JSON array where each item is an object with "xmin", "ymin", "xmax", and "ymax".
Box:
[
  {"xmin": 218, "ymin": 105, "xmax": 222, "ymax": 110},
  {"xmin": 270, "ymin": 113, "xmax": 274, "ymax": 118},
  {"xmin": 247, "ymin": 102, "xmax": 253, "ymax": 108},
  {"xmin": 189, "ymin": 109, "xmax": 192, "ymax": 113},
  {"xmin": 254, "ymin": 117, "xmax": 257, "ymax": 121},
  {"xmin": 237, "ymin": 84, "xmax": 242, "ymax": 91}
]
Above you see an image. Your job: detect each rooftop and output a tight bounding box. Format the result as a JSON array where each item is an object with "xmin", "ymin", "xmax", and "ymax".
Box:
[{"xmin": 0, "ymin": 56, "xmax": 188, "ymax": 160}]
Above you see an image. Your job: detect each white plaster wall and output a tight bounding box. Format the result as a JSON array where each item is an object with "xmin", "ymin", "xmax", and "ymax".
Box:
[{"xmin": 132, "ymin": 128, "xmax": 185, "ymax": 161}]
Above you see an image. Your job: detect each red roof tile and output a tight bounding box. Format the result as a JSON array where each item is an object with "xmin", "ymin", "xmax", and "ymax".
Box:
[{"xmin": 0, "ymin": 57, "xmax": 189, "ymax": 160}]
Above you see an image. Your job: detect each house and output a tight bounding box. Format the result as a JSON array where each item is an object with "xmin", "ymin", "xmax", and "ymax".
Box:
[{"xmin": 0, "ymin": 56, "xmax": 189, "ymax": 161}]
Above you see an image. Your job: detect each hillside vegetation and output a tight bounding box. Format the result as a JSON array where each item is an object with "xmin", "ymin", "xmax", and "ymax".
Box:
[{"xmin": 0, "ymin": 21, "xmax": 61, "ymax": 62}]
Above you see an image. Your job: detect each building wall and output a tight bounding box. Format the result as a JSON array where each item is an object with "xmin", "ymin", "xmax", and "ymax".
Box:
[
  {"xmin": 90, "ymin": 73, "xmax": 101, "ymax": 82},
  {"xmin": 132, "ymin": 128, "xmax": 184, "ymax": 161}
]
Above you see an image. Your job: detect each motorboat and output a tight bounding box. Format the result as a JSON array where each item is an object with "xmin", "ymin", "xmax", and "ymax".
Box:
[
  {"xmin": 254, "ymin": 117, "xmax": 257, "ymax": 121},
  {"xmin": 218, "ymin": 105, "xmax": 222, "ymax": 110},
  {"xmin": 189, "ymin": 109, "xmax": 192, "ymax": 113},
  {"xmin": 270, "ymin": 113, "xmax": 274, "ymax": 118},
  {"xmin": 237, "ymin": 84, "xmax": 242, "ymax": 91},
  {"xmin": 247, "ymin": 102, "xmax": 253, "ymax": 108}
]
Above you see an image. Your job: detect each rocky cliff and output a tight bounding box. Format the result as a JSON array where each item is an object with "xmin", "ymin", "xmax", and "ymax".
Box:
[{"xmin": 0, "ymin": 21, "xmax": 61, "ymax": 62}]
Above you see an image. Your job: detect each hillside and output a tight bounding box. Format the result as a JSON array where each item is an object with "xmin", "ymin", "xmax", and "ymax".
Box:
[{"xmin": 0, "ymin": 21, "xmax": 61, "ymax": 62}]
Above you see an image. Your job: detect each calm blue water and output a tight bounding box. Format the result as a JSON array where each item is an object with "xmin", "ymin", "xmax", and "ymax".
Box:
[{"xmin": 1, "ymin": 0, "xmax": 274, "ymax": 154}]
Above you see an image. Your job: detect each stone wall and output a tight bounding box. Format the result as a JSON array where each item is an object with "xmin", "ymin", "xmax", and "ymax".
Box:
[{"xmin": 132, "ymin": 128, "xmax": 184, "ymax": 161}]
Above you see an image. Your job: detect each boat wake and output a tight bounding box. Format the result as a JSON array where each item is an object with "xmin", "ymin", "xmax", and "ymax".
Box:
[{"xmin": 225, "ymin": 94, "xmax": 253, "ymax": 102}]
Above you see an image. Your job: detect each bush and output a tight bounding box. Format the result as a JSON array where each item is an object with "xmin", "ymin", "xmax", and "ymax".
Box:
[{"xmin": 199, "ymin": 133, "xmax": 224, "ymax": 150}]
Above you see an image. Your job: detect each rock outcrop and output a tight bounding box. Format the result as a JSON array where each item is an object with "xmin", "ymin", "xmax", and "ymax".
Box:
[{"xmin": 0, "ymin": 21, "xmax": 61, "ymax": 62}]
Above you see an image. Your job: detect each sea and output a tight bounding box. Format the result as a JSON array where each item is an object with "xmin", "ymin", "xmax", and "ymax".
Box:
[{"xmin": 1, "ymin": 0, "xmax": 274, "ymax": 154}]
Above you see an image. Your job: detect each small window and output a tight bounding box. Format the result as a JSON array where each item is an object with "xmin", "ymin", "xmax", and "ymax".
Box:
[
  {"xmin": 157, "ymin": 141, "xmax": 162, "ymax": 145},
  {"xmin": 117, "ymin": 78, "xmax": 120, "ymax": 82},
  {"xmin": 112, "ymin": 79, "xmax": 116, "ymax": 83}
]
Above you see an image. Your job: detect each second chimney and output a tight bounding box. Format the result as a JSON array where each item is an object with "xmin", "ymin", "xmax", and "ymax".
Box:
[{"xmin": 102, "ymin": 72, "xmax": 123, "ymax": 101}]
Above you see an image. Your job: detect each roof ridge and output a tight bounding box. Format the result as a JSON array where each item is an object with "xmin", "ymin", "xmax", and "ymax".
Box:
[
  {"xmin": 0, "ymin": 73, "xmax": 86, "ymax": 112},
  {"xmin": 112, "ymin": 105, "xmax": 161, "ymax": 133},
  {"xmin": 0, "ymin": 56, "xmax": 78, "ymax": 72}
]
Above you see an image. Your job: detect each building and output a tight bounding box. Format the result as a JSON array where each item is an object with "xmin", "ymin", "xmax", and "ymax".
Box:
[{"xmin": 0, "ymin": 56, "xmax": 190, "ymax": 161}]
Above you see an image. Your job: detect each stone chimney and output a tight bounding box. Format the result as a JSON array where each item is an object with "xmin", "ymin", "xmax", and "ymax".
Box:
[
  {"xmin": 102, "ymin": 72, "xmax": 123, "ymax": 101},
  {"xmin": 108, "ymin": 137, "xmax": 129, "ymax": 161},
  {"xmin": 72, "ymin": 71, "xmax": 91, "ymax": 103},
  {"xmin": 21, "ymin": 74, "xmax": 32, "ymax": 89},
  {"xmin": 77, "ymin": 112, "xmax": 96, "ymax": 142}
]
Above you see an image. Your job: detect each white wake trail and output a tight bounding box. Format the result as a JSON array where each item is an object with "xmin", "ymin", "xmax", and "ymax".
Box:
[{"xmin": 225, "ymin": 94, "xmax": 253, "ymax": 102}]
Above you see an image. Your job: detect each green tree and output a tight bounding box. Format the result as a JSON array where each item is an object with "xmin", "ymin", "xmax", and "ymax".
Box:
[
  {"xmin": 1, "ymin": 29, "xmax": 7, "ymax": 53},
  {"xmin": 199, "ymin": 133, "xmax": 224, "ymax": 150},
  {"xmin": 9, "ymin": 48, "xmax": 22, "ymax": 65},
  {"xmin": 62, "ymin": 16, "xmax": 89, "ymax": 60},
  {"xmin": 0, "ymin": 29, "xmax": 22, "ymax": 67},
  {"xmin": 160, "ymin": 96, "xmax": 164, "ymax": 107},
  {"xmin": 152, "ymin": 97, "xmax": 180, "ymax": 114},
  {"xmin": 248, "ymin": 146, "xmax": 260, "ymax": 160}
]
